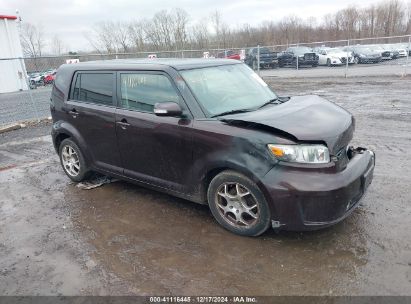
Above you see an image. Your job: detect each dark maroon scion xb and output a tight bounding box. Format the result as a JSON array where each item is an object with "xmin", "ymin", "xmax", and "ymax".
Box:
[{"xmin": 51, "ymin": 59, "xmax": 375, "ymax": 236}]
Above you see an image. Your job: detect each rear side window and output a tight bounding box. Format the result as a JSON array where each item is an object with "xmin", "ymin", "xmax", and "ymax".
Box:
[
  {"xmin": 71, "ymin": 73, "xmax": 113, "ymax": 106},
  {"xmin": 120, "ymin": 73, "xmax": 180, "ymax": 113}
]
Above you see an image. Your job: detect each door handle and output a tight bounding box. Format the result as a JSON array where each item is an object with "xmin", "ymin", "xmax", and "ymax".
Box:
[{"xmin": 116, "ymin": 119, "xmax": 130, "ymax": 129}]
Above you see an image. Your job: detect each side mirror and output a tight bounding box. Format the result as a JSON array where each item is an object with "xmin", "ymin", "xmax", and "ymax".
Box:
[{"xmin": 154, "ymin": 102, "xmax": 183, "ymax": 117}]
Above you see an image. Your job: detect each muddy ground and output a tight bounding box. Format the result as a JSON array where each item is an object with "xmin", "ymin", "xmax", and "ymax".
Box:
[{"xmin": 0, "ymin": 76, "xmax": 410, "ymax": 296}]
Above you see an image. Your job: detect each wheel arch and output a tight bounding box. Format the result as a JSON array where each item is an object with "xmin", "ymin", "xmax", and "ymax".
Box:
[
  {"xmin": 52, "ymin": 121, "xmax": 92, "ymax": 164},
  {"xmin": 200, "ymin": 161, "xmax": 270, "ymax": 205}
]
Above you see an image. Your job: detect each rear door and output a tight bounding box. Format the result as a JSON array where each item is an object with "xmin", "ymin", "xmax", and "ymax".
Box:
[
  {"xmin": 66, "ymin": 71, "xmax": 122, "ymax": 173},
  {"xmin": 115, "ymin": 71, "xmax": 193, "ymax": 193}
]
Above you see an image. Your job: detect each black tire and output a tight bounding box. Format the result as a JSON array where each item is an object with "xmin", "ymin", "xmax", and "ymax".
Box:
[
  {"xmin": 312, "ymin": 63, "xmax": 318, "ymax": 67},
  {"xmin": 59, "ymin": 138, "xmax": 90, "ymax": 182},
  {"xmin": 326, "ymin": 59, "xmax": 331, "ymax": 67},
  {"xmin": 252, "ymin": 59, "xmax": 258, "ymax": 70},
  {"xmin": 207, "ymin": 170, "xmax": 271, "ymax": 236}
]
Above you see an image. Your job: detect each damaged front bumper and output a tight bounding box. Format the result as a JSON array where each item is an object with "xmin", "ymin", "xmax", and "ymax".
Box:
[{"xmin": 261, "ymin": 147, "xmax": 375, "ymax": 231}]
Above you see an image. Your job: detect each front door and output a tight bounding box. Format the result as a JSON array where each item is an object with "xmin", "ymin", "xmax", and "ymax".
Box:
[{"xmin": 115, "ymin": 71, "xmax": 193, "ymax": 193}]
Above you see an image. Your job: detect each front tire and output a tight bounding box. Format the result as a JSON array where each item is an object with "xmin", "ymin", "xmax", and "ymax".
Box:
[
  {"xmin": 207, "ymin": 170, "xmax": 271, "ymax": 236},
  {"xmin": 252, "ymin": 59, "xmax": 258, "ymax": 70},
  {"xmin": 59, "ymin": 138, "xmax": 90, "ymax": 182}
]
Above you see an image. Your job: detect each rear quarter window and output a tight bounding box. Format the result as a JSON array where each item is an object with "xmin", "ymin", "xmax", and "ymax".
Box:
[{"xmin": 70, "ymin": 73, "xmax": 113, "ymax": 106}]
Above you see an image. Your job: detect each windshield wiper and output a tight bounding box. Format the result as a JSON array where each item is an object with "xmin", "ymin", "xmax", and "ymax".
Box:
[
  {"xmin": 258, "ymin": 98, "xmax": 281, "ymax": 109},
  {"xmin": 211, "ymin": 108, "xmax": 254, "ymax": 118}
]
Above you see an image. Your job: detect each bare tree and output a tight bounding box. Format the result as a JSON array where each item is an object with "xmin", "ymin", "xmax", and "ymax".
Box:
[
  {"xmin": 339, "ymin": 7, "xmax": 360, "ymax": 39},
  {"xmin": 113, "ymin": 22, "xmax": 130, "ymax": 52},
  {"xmin": 85, "ymin": 0, "xmax": 411, "ymax": 54},
  {"xmin": 189, "ymin": 19, "xmax": 210, "ymax": 49},
  {"xmin": 129, "ymin": 20, "xmax": 146, "ymax": 51},
  {"xmin": 406, "ymin": 1, "xmax": 411, "ymax": 34},
  {"xmin": 20, "ymin": 23, "xmax": 45, "ymax": 57},
  {"xmin": 51, "ymin": 35, "xmax": 65, "ymax": 55},
  {"xmin": 172, "ymin": 8, "xmax": 189, "ymax": 50},
  {"xmin": 210, "ymin": 10, "xmax": 222, "ymax": 48},
  {"xmin": 87, "ymin": 21, "xmax": 117, "ymax": 54}
]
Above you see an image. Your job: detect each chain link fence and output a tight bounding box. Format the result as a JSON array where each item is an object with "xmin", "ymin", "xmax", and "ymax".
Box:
[{"xmin": 1, "ymin": 34, "xmax": 410, "ymax": 128}]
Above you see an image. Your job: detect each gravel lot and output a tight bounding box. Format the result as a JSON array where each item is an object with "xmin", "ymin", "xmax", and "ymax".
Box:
[
  {"xmin": 0, "ymin": 76, "xmax": 410, "ymax": 296},
  {"xmin": 0, "ymin": 86, "xmax": 52, "ymax": 127}
]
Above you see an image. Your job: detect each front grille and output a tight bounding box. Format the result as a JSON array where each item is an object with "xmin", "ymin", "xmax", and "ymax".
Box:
[{"xmin": 304, "ymin": 53, "xmax": 315, "ymax": 60}]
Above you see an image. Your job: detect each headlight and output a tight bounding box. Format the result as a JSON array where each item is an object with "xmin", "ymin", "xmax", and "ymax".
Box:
[{"xmin": 268, "ymin": 144, "xmax": 330, "ymax": 164}]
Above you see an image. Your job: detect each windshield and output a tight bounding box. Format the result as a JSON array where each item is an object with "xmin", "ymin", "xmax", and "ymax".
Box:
[
  {"xmin": 180, "ymin": 64, "xmax": 277, "ymax": 117},
  {"xmin": 328, "ymin": 48, "xmax": 343, "ymax": 54},
  {"xmin": 359, "ymin": 48, "xmax": 374, "ymax": 54},
  {"xmin": 290, "ymin": 47, "xmax": 312, "ymax": 55},
  {"xmin": 260, "ymin": 47, "xmax": 272, "ymax": 54}
]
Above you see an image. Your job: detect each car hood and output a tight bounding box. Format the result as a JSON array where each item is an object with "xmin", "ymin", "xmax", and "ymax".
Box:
[
  {"xmin": 360, "ymin": 51, "xmax": 380, "ymax": 56},
  {"xmin": 329, "ymin": 51, "xmax": 351, "ymax": 57},
  {"xmin": 221, "ymin": 95, "xmax": 354, "ymax": 154}
]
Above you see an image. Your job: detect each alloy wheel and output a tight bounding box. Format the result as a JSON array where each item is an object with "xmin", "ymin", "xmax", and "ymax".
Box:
[
  {"xmin": 215, "ymin": 182, "xmax": 259, "ymax": 228},
  {"xmin": 61, "ymin": 145, "xmax": 80, "ymax": 177}
]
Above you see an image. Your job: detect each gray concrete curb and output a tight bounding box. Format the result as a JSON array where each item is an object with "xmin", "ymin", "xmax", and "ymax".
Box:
[{"xmin": 0, "ymin": 123, "xmax": 26, "ymax": 134}]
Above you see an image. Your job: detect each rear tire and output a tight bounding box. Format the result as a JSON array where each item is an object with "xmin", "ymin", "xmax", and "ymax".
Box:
[
  {"xmin": 59, "ymin": 138, "xmax": 90, "ymax": 182},
  {"xmin": 207, "ymin": 170, "xmax": 271, "ymax": 236}
]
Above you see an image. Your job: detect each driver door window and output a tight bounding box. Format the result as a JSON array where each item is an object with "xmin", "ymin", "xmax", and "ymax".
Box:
[{"xmin": 120, "ymin": 73, "xmax": 180, "ymax": 113}]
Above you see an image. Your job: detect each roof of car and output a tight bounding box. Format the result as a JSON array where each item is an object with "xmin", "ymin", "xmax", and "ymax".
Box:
[{"xmin": 59, "ymin": 58, "xmax": 241, "ymax": 71}]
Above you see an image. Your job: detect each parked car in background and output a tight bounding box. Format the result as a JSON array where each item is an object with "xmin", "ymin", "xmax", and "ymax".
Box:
[
  {"xmin": 398, "ymin": 43, "xmax": 411, "ymax": 56},
  {"xmin": 28, "ymin": 72, "xmax": 45, "ymax": 86},
  {"xmin": 245, "ymin": 47, "xmax": 278, "ymax": 69},
  {"xmin": 44, "ymin": 71, "xmax": 56, "ymax": 85},
  {"xmin": 216, "ymin": 50, "xmax": 241, "ymax": 60},
  {"xmin": 277, "ymin": 47, "xmax": 319, "ymax": 68},
  {"xmin": 394, "ymin": 48, "xmax": 407, "ymax": 57},
  {"xmin": 370, "ymin": 45, "xmax": 399, "ymax": 60},
  {"xmin": 384, "ymin": 44, "xmax": 405, "ymax": 57},
  {"xmin": 315, "ymin": 47, "xmax": 355, "ymax": 66},
  {"xmin": 51, "ymin": 59, "xmax": 375, "ymax": 236},
  {"xmin": 343, "ymin": 46, "xmax": 382, "ymax": 64}
]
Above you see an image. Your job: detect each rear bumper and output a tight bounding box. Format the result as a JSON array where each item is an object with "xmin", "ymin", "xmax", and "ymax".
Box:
[{"xmin": 261, "ymin": 148, "xmax": 375, "ymax": 231}]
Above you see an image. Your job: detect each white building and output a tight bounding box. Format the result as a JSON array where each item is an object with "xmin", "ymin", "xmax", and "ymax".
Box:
[{"xmin": 0, "ymin": 15, "xmax": 28, "ymax": 93}]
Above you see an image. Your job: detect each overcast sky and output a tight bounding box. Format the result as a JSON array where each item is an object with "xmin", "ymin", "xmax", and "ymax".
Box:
[{"xmin": 1, "ymin": 0, "xmax": 401, "ymax": 52}]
